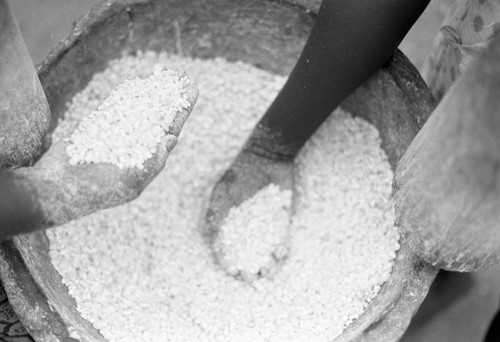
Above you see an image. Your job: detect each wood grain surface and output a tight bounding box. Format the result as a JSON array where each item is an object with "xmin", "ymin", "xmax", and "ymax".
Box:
[{"xmin": 395, "ymin": 35, "xmax": 500, "ymax": 272}]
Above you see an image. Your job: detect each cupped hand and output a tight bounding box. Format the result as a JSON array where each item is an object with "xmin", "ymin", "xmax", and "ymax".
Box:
[{"xmin": 1, "ymin": 80, "xmax": 198, "ymax": 237}]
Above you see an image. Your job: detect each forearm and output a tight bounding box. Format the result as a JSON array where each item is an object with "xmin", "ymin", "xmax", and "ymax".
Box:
[
  {"xmin": 0, "ymin": 149, "xmax": 162, "ymax": 239},
  {"xmin": 0, "ymin": 165, "xmax": 125, "ymax": 239},
  {"xmin": 0, "ymin": 165, "xmax": 139, "ymax": 239},
  {"xmin": 250, "ymin": 0, "xmax": 431, "ymax": 159}
]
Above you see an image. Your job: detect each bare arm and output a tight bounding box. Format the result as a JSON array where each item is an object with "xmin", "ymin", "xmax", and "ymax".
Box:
[{"xmin": 249, "ymin": 0, "xmax": 431, "ymax": 159}]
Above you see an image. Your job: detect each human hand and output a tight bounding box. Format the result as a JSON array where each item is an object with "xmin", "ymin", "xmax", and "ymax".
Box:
[{"xmin": 0, "ymin": 72, "xmax": 198, "ymax": 237}]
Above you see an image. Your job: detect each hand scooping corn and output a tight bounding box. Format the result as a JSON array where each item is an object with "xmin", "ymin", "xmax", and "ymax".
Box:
[
  {"xmin": 205, "ymin": 147, "xmax": 294, "ymax": 282},
  {"xmin": 212, "ymin": 184, "xmax": 292, "ymax": 282},
  {"xmin": 39, "ymin": 65, "xmax": 197, "ymax": 222},
  {"xmin": 2, "ymin": 65, "xmax": 198, "ymax": 237}
]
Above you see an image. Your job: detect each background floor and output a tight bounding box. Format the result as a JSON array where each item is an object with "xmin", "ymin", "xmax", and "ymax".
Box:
[{"xmin": 8, "ymin": 1, "xmax": 500, "ymax": 341}]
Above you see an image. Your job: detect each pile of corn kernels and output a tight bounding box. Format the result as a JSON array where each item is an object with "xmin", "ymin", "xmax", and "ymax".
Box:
[
  {"xmin": 213, "ymin": 184, "xmax": 292, "ymax": 281},
  {"xmin": 63, "ymin": 66, "xmax": 192, "ymax": 169},
  {"xmin": 48, "ymin": 51, "xmax": 400, "ymax": 342}
]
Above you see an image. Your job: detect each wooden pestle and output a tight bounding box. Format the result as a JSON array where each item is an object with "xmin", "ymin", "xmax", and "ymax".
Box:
[
  {"xmin": 394, "ymin": 35, "xmax": 500, "ymax": 272},
  {"xmin": 0, "ymin": 0, "xmax": 50, "ymax": 169}
]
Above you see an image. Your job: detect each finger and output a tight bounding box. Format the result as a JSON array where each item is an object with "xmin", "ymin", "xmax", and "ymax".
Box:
[
  {"xmin": 169, "ymin": 81, "xmax": 198, "ymax": 137},
  {"xmin": 141, "ymin": 134, "xmax": 177, "ymax": 177}
]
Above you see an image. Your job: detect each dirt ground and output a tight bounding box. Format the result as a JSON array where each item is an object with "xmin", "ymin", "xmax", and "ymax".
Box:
[{"xmin": 8, "ymin": 1, "xmax": 500, "ymax": 341}]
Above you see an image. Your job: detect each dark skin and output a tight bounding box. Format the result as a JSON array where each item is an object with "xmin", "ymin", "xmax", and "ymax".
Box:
[
  {"xmin": 1, "ymin": 0, "xmax": 429, "ymax": 241},
  {"xmin": 207, "ymin": 0, "xmax": 431, "ymax": 280},
  {"xmin": 252, "ymin": 0, "xmax": 432, "ymax": 159}
]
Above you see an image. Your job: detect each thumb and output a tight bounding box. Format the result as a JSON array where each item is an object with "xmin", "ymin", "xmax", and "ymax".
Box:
[{"xmin": 142, "ymin": 133, "xmax": 178, "ymax": 175}]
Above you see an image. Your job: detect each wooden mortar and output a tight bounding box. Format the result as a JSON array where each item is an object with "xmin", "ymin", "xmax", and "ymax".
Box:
[{"xmin": 0, "ymin": 0, "xmax": 438, "ymax": 341}]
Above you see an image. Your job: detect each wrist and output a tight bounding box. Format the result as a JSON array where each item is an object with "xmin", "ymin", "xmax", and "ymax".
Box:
[{"xmin": 243, "ymin": 124, "xmax": 299, "ymax": 162}]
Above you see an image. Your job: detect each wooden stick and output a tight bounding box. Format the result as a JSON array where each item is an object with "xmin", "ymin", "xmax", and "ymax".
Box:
[
  {"xmin": 394, "ymin": 35, "xmax": 500, "ymax": 272},
  {"xmin": 0, "ymin": 0, "xmax": 50, "ymax": 169}
]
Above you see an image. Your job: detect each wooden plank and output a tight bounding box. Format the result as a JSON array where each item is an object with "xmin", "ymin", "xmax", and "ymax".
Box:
[
  {"xmin": 0, "ymin": 0, "xmax": 50, "ymax": 169},
  {"xmin": 394, "ymin": 35, "xmax": 500, "ymax": 272}
]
